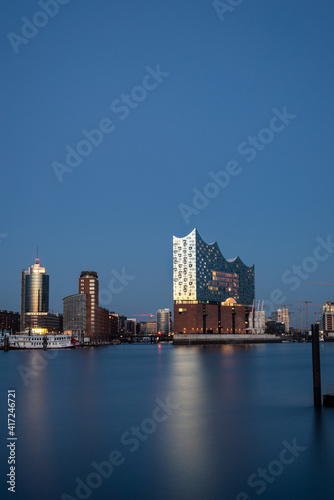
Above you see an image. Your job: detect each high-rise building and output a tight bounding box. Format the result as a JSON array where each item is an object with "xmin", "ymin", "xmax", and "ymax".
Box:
[
  {"xmin": 63, "ymin": 270, "xmax": 109, "ymax": 341},
  {"xmin": 321, "ymin": 301, "xmax": 334, "ymax": 334},
  {"xmin": 173, "ymin": 229, "xmax": 255, "ymax": 334},
  {"xmin": 79, "ymin": 271, "xmax": 99, "ymax": 337},
  {"xmin": 20, "ymin": 256, "xmax": 61, "ymax": 333},
  {"xmin": 157, "ymin": 308, "xmax": 171, "ymax": 334},
  {"xmin": 271, "ymin": 309, "xmax": 289, "ymax": 332}
]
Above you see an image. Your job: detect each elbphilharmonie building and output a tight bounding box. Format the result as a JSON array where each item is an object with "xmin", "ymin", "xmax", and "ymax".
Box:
[
  {"xmin": 173, "ymin": 229, "xmax": 255, "ymax": 305},
  {"xmin": 173, "ymin": 229, "xmax": 255, "ymax": 334}
]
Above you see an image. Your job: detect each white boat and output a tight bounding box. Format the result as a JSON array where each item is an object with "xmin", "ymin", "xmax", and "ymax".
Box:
[{"xmin": 3, "ymin": 333, "xmax": 77, "ymax": 350}]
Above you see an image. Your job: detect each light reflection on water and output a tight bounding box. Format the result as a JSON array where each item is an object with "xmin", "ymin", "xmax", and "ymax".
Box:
[{"xmin": 1, "ymin": 343, "xmax": 334, "ymax": 500}]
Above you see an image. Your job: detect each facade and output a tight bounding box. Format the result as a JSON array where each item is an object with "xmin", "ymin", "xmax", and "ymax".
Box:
[
  {"xmin": 63, "ymin": 271, "xmax": 109, "ymax": 341},
  {"xmin": 109, "ymin": 313, "xmax": 120, "ymax": 338},
  {"xmin": 321, "ymin": 301, "xmax": 334, "ymax": 334},
  {"xmin": 173, "ymin": 229, "xmax": 254, "ymax": 305},
  {"xmin": 174, "ymin": 300, "xmax": 251, "ymax": 334},
  {"xmin": 126, "ymin": 318, "xmax": 136, "ymax": 335},
  {"xmin": 271, "ymin": 309, "xmax": 289, "ymax": 333},
  {"xmin": 138, "ymin": 321, "xmax": 157, "ymax": 335},
  {"xmin": 79, "ymin": 271, "xmax": 99, "ymax": 337},
  {"xmin": 23, "ymin": 312, "xmax": 62, "ymax": 334},
  {"xmin": 119, "ymin": 315, "xmax": 127, "ymax": 336},
  {"xmin": 20, "ymin": 256, "xmax": 61, "ymax": 333},
  {"xmin": 63, "ymin": 294, "xmax": 87, "ymax": 339},
  {"xmin": 156, "ymin": 308, "xmax": 171, "ymax": 334}
]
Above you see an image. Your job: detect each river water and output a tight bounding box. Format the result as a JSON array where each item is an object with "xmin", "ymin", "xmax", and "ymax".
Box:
[{"xmin": 1, "ymin": 342, "xmax": 333, "ymax": 500}]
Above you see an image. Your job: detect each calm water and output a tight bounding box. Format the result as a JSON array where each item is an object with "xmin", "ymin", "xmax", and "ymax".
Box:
[{"xmin": 1, "ymin": 343, "xmax": 334, "ymax": 500}]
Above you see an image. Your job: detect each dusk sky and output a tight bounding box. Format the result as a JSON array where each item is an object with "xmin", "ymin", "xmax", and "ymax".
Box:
[{"xmin": 1, "ymin": 0, "xmax": 334, "ymax": 324}]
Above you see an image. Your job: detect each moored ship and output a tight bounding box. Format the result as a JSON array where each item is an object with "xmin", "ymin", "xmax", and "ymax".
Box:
[{"xmin": 1, "ymin": 333, "xmax": 77, "ymax": 350}]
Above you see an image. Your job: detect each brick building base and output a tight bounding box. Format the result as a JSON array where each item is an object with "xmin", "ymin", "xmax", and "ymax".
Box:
[{"xmin": 174, "ymin": 302, "xmax": 250, "ymax": 334}]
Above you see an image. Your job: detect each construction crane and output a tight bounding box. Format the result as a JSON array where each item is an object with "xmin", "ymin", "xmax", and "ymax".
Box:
[
  {"xmin": 131, "ymin": 313, "xmax": 156, "ymax": 319},
  {"xmin": 294, "ymin": 301, "xmax": 323, "ymax": 331},
  {"xmin": 288, "ymin": 311, "xmax": 294, "ymax": 332},
  {"xmin": 305, "ymin": 282, "xmax": 334, "ymax": 285},
  {"xmin": 294, "ymin": 301, "xmax": 313, "ymax": 331},
  {"xmin": 289, "ymin": 306, "xmax": 305, "ymax": 331}
]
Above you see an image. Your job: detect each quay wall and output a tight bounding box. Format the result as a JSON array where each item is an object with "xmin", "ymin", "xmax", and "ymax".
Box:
[{"xmin": 173, "ymin": 334, "xmax": 281, "ymax": 345}]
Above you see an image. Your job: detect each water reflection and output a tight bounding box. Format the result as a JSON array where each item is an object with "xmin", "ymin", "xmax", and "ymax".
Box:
[{"xmin": 1, "ymin": 344, "xmax": 334, "ymax": 500}]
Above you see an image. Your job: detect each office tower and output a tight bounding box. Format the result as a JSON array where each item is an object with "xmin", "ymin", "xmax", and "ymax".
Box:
[
  {"xmin": 20, "ymin": 255, "xmax": 62, "ymax": 333},
  {"xmin": 157, "ymin": 308, "xmax": 171, "ymax": 334},
  {"xmin": 173, "ymin": 229, "xmax": 255, "ymax": 334}
]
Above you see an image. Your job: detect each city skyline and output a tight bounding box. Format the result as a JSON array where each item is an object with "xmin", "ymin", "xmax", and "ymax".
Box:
[
  {"xmin": 1, "ymin": 1, "xmax": 334, "ymax": 321},
  {"xmin": 0, "ymin": 240, "xmax": 332, "ymax": 329}
]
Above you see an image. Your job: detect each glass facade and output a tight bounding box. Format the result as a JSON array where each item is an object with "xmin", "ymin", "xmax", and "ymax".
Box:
[
  {"xmin": 25, "ymin": 273, "xmax": 49, "ymax": 313},
  {"xmin": 156, "ymin": 309, "xmax": 171, "ymax": 334},
  {"xmin": 20, "ymin": 258, "xmax": 50, "ymax": 331},
  {"xmin": 173, "ymin": 229, "xmax": 255, "ymax": 305},
  {"xmin": 63, "ymin": 294, "xmax": 87, "ymax": 337}
]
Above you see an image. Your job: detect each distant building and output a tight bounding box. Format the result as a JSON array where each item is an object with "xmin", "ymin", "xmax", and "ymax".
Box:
[
  {"xmin": 119, "ymin": 315, "xmax": 127, "ymax": 336},
  {"xmin": 321, "ymin": 301, "xmax": 334, "ymax": 334},
  {"xmin": 271, "ymin": 309, "xmax": 289, "ymax": 332},
  {"xmin": 146, "ymin": 322, "xmax": 157, "ymax": 334},
  {"xmin": 266, "ymin": 321, "xmax": 285, "ymax": 335},
  {"xmin": 126, "ymin": 318, "xmax": 136, "ymax": 335},
  {"xmin": 0, "ymin": 310, "xmax": 20, "ymax": 334},
  {"xmin": 20, "ymin": 256, "xmax": 61, "ymax": 333},
  {"xmin": 156, "ymin": 309, "xmax": 171, "ymax": 334}
]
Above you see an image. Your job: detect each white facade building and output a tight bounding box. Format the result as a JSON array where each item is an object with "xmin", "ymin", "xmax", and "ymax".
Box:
[
  {"xmin": 271, "ymin": 309, "xmax": 290, "ymax": 333},
  {"xmin": 173, "ymin": 228, "xmax": 255, "ymax": 305}
]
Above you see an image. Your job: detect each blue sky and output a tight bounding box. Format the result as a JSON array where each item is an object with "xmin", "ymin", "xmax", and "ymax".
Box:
[{"xmin": 1, "ymin": 0, "xmax": 334, "ymax": 324}]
